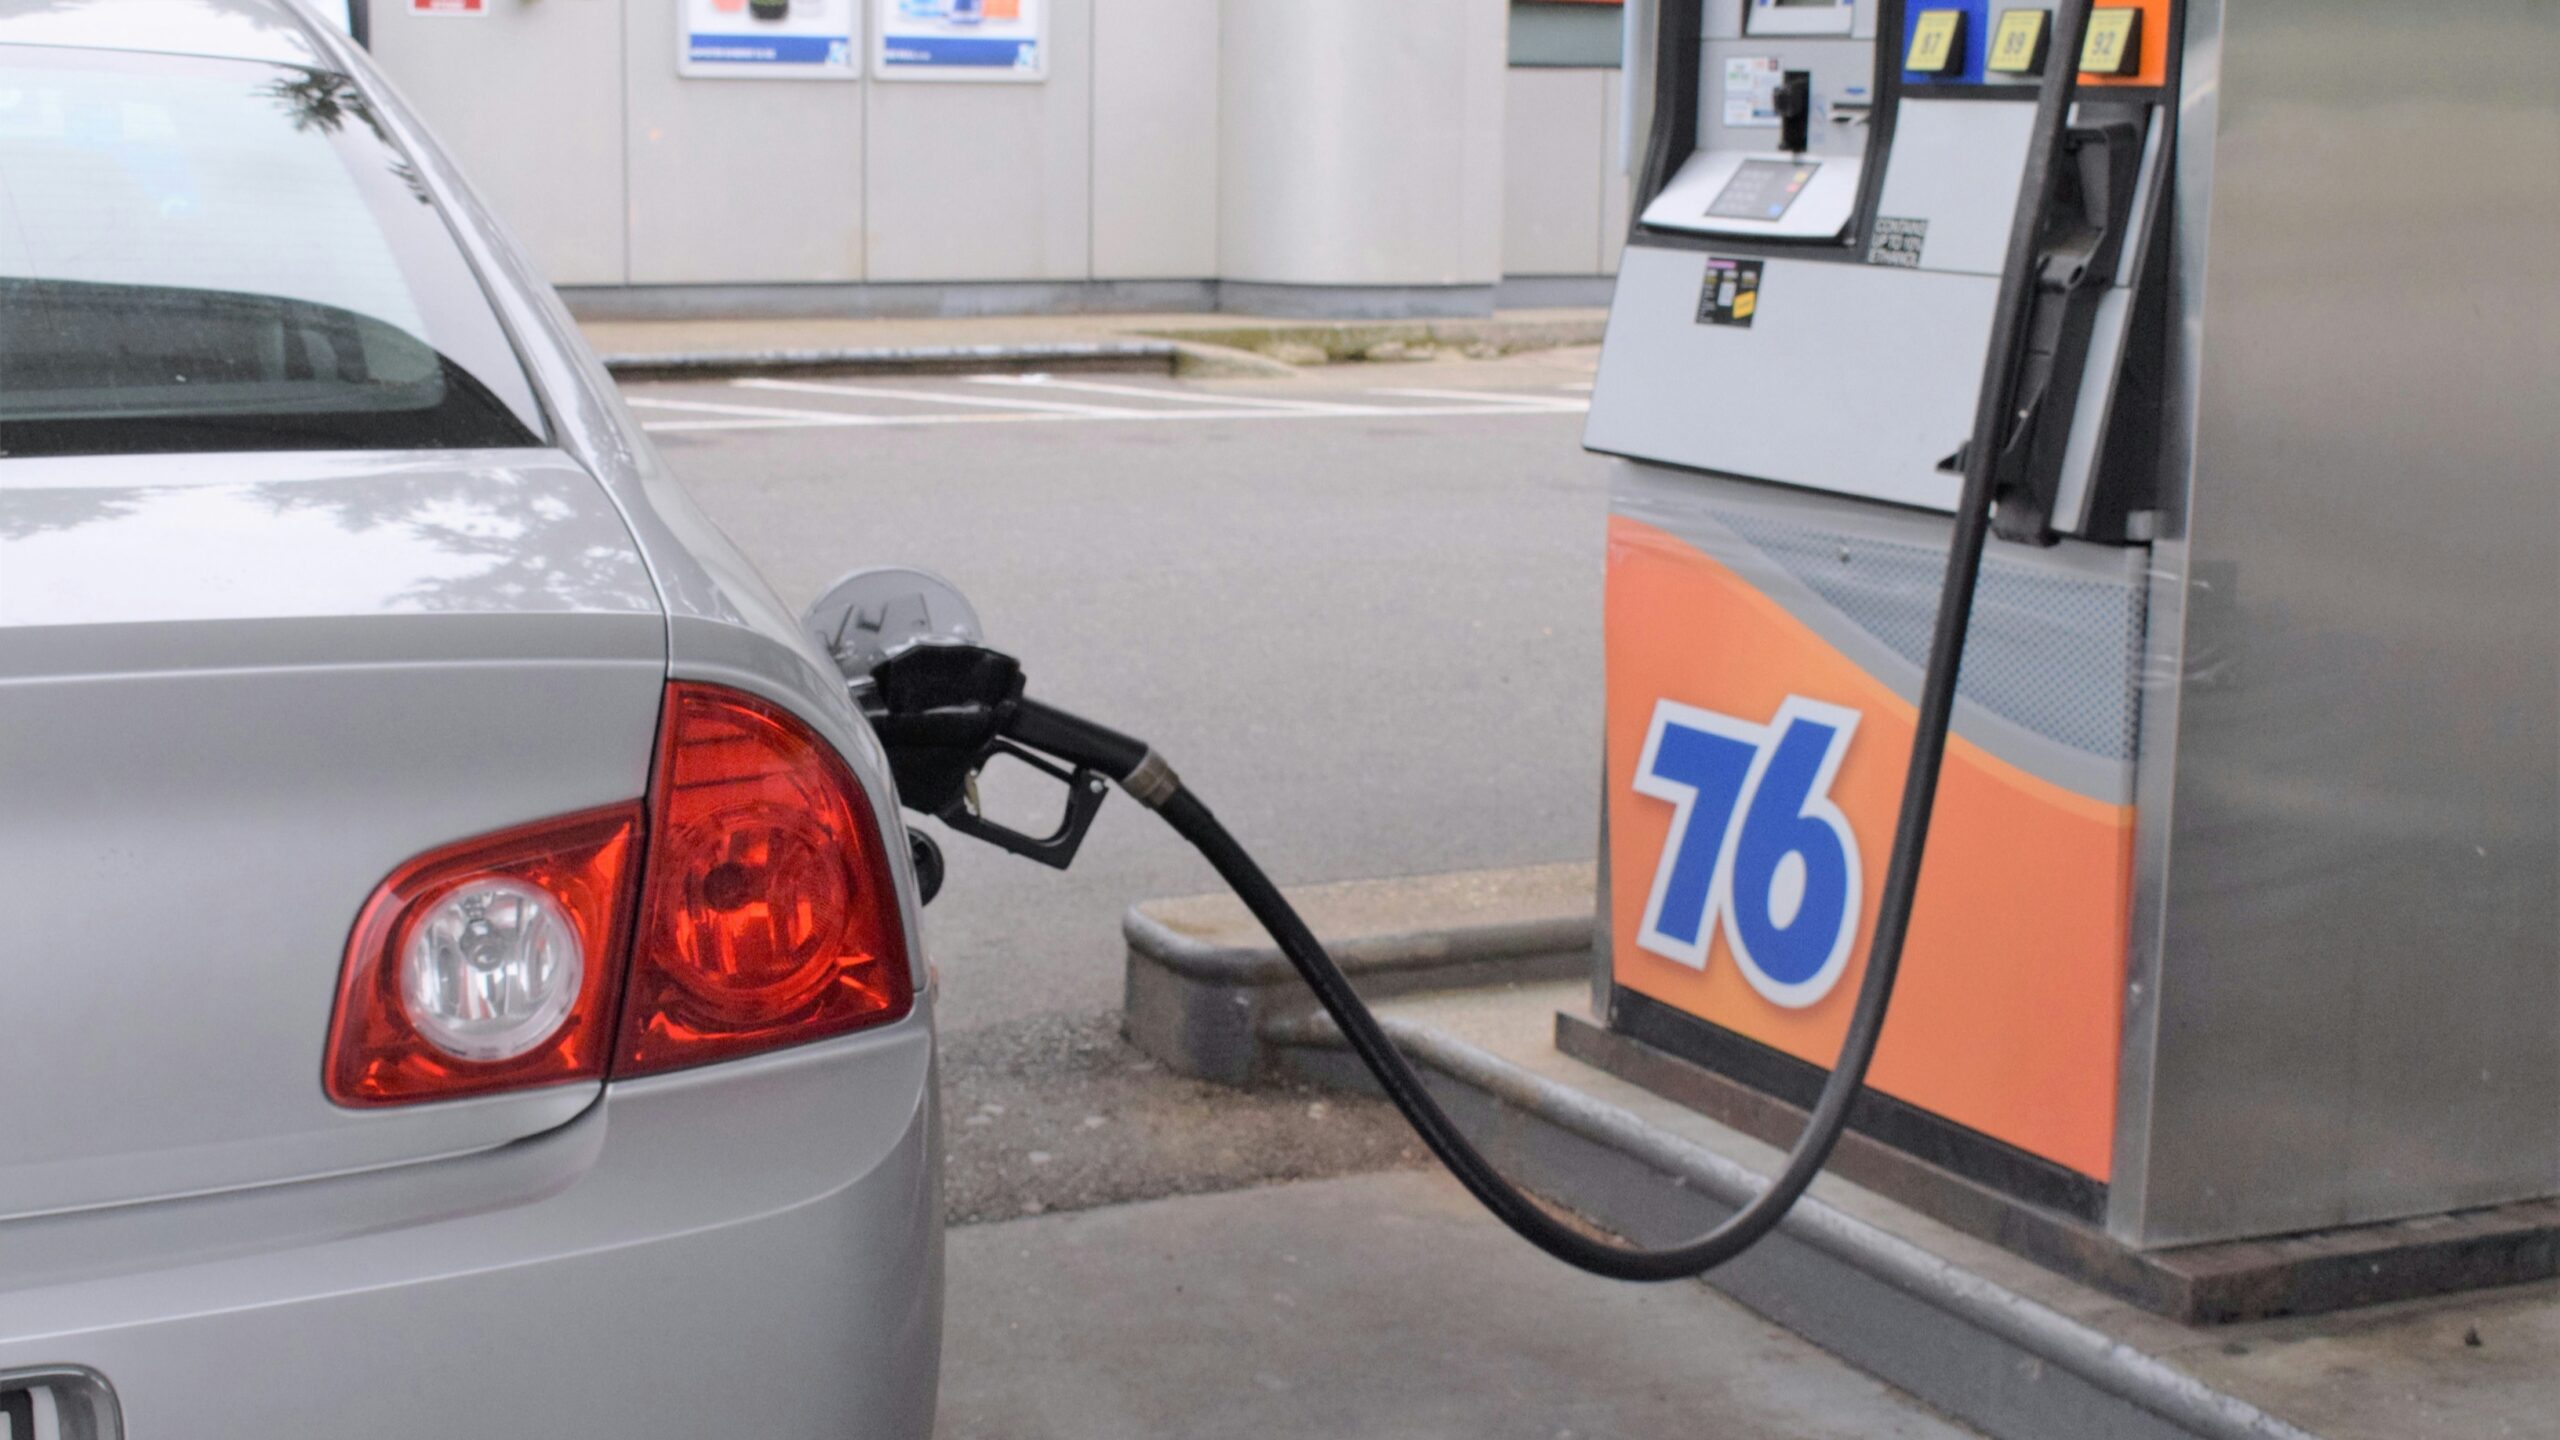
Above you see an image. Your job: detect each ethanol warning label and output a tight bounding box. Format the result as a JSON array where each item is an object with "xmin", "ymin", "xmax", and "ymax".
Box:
[
  {"xmin": 1696, "ymin": 258, "xmax": 1763, "ymax": 328},
  {"xmin": 1868, "ymin": 217, "xmax": 1928, "ymax": 268}
]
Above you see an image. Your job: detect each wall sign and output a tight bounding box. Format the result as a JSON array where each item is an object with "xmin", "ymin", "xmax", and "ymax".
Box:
[
  {"xmin": 682, "ymin": 0, "xmax": 859, "ymax": 79},
  {"xmin": 875, "ymin": 0, "xmax": 1046, "ymax": 81},
  {"xmin": 411, "ymin": 0, "xmax": 484, "ymax": 13}
]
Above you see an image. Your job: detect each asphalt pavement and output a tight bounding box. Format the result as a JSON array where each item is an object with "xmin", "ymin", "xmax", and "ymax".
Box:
[
  {"xmin": 633, "ymin": 350, "xmax": 1981, "ymax": 1439},
  {"xmin": 941, "ymin": 1168, "xmax": 1981, "ymax": 1440},
  {"xmin": 641, "ymin": 350, "xmax": 1607, "ymax": 1219},
  {"xmin": 636, "ymin": 351, "xmax": 1610, "ymax": 1038}
]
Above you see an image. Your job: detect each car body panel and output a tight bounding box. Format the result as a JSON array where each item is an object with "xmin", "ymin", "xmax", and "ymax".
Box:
[
  {"xmin": 0, "ymin": 1, "xmax": 941, "ymax": 1430},
  {"xmin": 0, "ymin": 1013, "xmax": 943, "ymax": 1439},
  {"xmin": 0, "ymin": 452, "xmax": 666, "ymax": 1220}
]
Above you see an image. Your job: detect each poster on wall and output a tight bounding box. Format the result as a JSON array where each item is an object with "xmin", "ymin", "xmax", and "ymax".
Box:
[
  {"xmin": 681, "ymin": 0, "xmax": 859, "ymax": 79},
  {"xmin": 875, "ymin": 0, "xmax": 1046, "ymax": 81}
]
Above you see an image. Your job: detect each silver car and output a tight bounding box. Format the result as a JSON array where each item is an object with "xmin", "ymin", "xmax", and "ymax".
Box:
[{"xmin": 0, "ymin": 1, "xmax": 942, "ymax": 1434}]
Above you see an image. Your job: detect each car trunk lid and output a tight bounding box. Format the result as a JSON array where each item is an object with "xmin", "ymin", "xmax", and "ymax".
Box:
[{"xmin": 0, "ymin": 450, "xmax": 665, "ymax": 1219}]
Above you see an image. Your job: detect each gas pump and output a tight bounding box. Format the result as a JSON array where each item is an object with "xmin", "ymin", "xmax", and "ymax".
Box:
[
  {"xmin": 1587, "ymin": 0, "xmax": 2177, "ymax": 1229},
  {"xmin": 807, "ymin": 0, "xmax": 2161, "ymax": 1283},
  {"xmin": 790, "ymin": 0, "xmax": 2560, "ymax": 1326}
]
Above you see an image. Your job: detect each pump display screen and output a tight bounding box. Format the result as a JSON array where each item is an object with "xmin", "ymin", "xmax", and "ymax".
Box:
[
  {"xmin": 1747, "ymin": 0, "xmax": 1856, "ymax": 35},
  {"xmin": 1703, "ymin": 159, "xmax": 1822, "ymax": 222}
]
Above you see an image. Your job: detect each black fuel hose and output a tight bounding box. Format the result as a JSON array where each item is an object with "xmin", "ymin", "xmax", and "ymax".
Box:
[
  {"xmin": 1051, "ymin": 15, "xmax": 2087, "ymax": 1281},
  {"xmin": 1125, "ymin": 452, "xmax": 1997, "ymax": 1278},
  {"xmin": 976, "ymin": 437, "xmax": 1994, "ymax": 1277},
  {"xmin": 952, "ymin": 0, "xmax": 2094, "ymax": 1284}
]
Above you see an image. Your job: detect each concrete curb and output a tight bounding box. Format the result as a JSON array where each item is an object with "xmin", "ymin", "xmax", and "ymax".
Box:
[
  {"xmin": 1267, "ymin": 1012, "xmax": 2324, "ymax": 1440},
  {"xmin": 1137, "ymin": 314, "xmax": 1609, "ymax": 366},
  {"xmin": 1121, "ymin": 882, "xmax": 1594, "ymax": 1088},
  {"xmin": 592, "ymin": 312, "xmax": 1605, "ymax": 381},
  {"xmin": 599, "ymin": 339, "xmax": 1183, "ymax": 379}
]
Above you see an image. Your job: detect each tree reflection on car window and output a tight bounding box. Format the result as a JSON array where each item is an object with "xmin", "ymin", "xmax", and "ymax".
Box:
[{"xmin": 0, "ymin": 47, "xmax": 543, "ymax": 457}]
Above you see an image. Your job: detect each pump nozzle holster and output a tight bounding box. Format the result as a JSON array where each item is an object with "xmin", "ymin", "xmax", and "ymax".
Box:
[{"xmin": 1984, "ymin": 119, "xmax": 2142, "ymax": 545}]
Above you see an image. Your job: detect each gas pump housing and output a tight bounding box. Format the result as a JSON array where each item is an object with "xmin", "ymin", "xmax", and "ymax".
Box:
[{"xmin": 1584, "ymin": 0, "xmax": 2560, "ymax": 1286}]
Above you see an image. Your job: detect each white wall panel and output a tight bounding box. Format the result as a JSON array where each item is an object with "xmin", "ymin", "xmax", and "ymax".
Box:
[
  {"xmin": 1218, "ymin": 0, "xmax": 1507, "ymax": 287},
  {"xmin": 863, "ymin": 0, "xmax": 1095, "ymax": 282},
  {"xmin": 624, "ymin": 0, "xmax": 866, "ymax": 284},
  {"xmin": 1502, "ymin": 68, "xmax": 1605, "ymax": 277},
  {"xmin": 1090, "ymin": 0, "xmax": 1218, "ymax": 279},
  {"xmin": 369, "ymin": 0, "xmax": 628, "ymax": 286}
]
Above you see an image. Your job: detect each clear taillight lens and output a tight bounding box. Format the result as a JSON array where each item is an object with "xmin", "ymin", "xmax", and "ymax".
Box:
[
  {"xmin": 614, "ymin": 683, "xmax": 914, "ymax": 1077},
  {"xmin": 326, "ymin": 805, "xmax": 641, "ymax": 1106},
  {"xmin": 400, "ymin": 877, "xmax": 585, "ymax": 1062}
]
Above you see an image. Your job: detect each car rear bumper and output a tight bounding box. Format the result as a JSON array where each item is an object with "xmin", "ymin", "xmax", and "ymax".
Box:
[{"xmin": 0, "ymin": 1009, "xmax": 941, "ymax": 1439}]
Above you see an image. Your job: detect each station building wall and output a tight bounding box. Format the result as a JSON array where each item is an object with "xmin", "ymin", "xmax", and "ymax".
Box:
[{"xmin": 366, "ymin": 0, "xmax": 1626, "ymax": 313}]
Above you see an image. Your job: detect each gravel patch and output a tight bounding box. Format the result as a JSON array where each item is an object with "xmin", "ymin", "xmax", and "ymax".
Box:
[{"xmin": 942, "ymin": 1010, "xmax": 1425, "ymax": 1226}]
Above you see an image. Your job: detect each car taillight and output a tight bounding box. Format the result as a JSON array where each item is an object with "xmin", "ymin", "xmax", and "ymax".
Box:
[
  {"xmin": 326, "ymin": 684, "xmax": 912, "ymax": 1107},
  {"xmin": 615, "ymin": 682, "xmax": 914, "ymax": 1076},
  {"xmin": 326, "ymin": 805, "xmax": 642, "ymax": 1106}
]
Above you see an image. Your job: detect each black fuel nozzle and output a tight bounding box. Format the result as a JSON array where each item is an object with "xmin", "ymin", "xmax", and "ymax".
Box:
[
  {"xmin": 1776, "ymin": 70, "xmax": 1812, "ymax": 155},
  {"xmin": 861, "ymin": 642, "xmax": 1166, "ymax": 871}
]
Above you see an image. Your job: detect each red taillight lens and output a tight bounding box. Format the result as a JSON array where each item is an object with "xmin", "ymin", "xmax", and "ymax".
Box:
[
  {"xmin": 326, "ymin": 805, "xmax": 642, "ymax": 1107},
  {"xmin": 326, "ymin": 686, "xmax": 911, "ymax": 1106},
  {"xmin": 615, "ymin": 682, "xmax": 914, "ymax": 1076}
]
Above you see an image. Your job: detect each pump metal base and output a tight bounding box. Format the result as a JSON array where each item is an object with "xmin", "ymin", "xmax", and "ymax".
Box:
[
  {"xmin": 1566, "ymin": 1008, "xmax": 2560, "ymax": 1326},
  {"xmin": 1263, "ymin": 990, "xmax": 2321, "ymax": 1440}
]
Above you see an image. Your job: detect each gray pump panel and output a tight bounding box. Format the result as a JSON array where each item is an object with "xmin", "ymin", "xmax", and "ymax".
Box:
[{"xmin": 1589, "ymin": 0, "xmax": 2170, "ymax": 537}]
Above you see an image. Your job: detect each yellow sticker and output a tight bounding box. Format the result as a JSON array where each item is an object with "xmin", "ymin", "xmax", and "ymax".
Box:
[
  {"xmin": 1986, "ymin": 9, "xmax": 2048, "ymax": 74},
  {"xmin": 2080, "ymin": 7, "xmax": 2141, "ymax": 75},
  {"xmin": 1732, "ymin": 291, "xmax": 1757, "ymax": 320},
  {"xmin": 1906, "ymin": 10, "xmax": 1964, "ymax": 75}
]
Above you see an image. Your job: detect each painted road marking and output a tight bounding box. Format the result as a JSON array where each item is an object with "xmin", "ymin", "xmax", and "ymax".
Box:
[
  {"xmin": 626, "ymin": 376, "xmax": 1589, "ymax": 434},
  {"xmin": 624, "ymin": 396, "xmax": 885, "ymax": 424},
  {"xmin": 737, "ymin": 376, "xmax": 1147, "ymax": 416}
]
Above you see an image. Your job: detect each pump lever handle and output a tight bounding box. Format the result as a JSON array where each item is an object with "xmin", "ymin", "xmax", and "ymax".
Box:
[{"xmin": 933, "ymin": 736, "xmax": 1112, "ymax": 870}]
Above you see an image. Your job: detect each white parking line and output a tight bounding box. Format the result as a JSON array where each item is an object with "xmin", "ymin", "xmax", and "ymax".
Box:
[
  {"xmin": 626, "ymin": 396, "xmax": 882, "ymax": 424},
  {"xmin": 969, "ymin": 374, "xmax": 1370, "ymax": 414},
  {"xmin": 637, "ymin": 413, "xmax": 1060, "ymax": 432},
  {"xmin": 628, "ymin": 381, "xmax": 1589, "ymax": 434},
  {"xmin": 737, "ymin": 376, "xmax": 1147, "ymax": 417}
]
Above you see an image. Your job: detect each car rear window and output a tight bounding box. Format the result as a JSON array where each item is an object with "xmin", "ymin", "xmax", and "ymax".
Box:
[{"xmin": 0, "ymin": 45, "xmax": 545, "ymax": 458}]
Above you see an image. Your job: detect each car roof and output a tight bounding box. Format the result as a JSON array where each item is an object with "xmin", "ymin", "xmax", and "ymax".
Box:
[{"xmin": 0, "ymin": 0, "xmax": 325, "ymax": 68}]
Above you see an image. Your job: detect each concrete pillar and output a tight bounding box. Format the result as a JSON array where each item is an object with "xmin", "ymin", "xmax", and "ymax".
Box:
[{"xmin": 1216, "ymin": 0, "xmax": 1509, "ymax": 316}]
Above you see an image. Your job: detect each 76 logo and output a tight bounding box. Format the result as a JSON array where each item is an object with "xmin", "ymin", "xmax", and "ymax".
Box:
[{"xmin": 1632, "ymin": 696, "xmax": 1863, "ymax": 1008}]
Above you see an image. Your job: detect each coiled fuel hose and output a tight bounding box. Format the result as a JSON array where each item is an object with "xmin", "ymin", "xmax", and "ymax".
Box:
[
  {"xmin": 909, "ymin": 0, "xmax": 2096, "ymax": 1281},
  {"xmin": 988, "ymin": 21, "xmax": 2087, "ymax": 1282},
  {"xmin": 1006, "ymin": 437, "xmax": 1998, "ymax": 1280}
]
